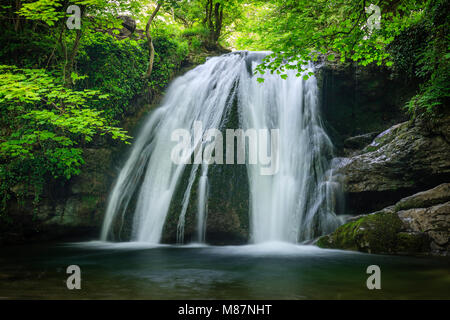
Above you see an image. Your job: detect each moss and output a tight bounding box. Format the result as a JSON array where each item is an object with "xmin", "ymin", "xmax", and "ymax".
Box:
[
  {"xmin": 316, "ymin": 211, "xmax": 430, "ymax": 255},
  {"xmin": 365, "ymin": 145, "xmax": 379, "ymax": 152},
  {"xmin": 396, "ymin": 232, "xmax": 430, "ymax": 253},
  {"xmin": 360, "ymin": 212, "xmax": 404, "ymax": 253},
  {"xmin": 316, "ymin": 218, "xmax": 362, "ymax": 250},
  {"xmin": 315, "ymin": 235, "xmax": 331, "ymax": 248}
]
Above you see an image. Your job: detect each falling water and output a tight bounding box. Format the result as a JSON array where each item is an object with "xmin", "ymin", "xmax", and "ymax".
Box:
[{"xmin": 101, "ymin": 51, "xmax": 343, "ymax": 244}]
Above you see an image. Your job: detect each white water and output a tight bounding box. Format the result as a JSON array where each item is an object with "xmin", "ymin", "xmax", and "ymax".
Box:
[{"xmin": 101, "ymin": 51, "xmax": 343, "ymax": 244}]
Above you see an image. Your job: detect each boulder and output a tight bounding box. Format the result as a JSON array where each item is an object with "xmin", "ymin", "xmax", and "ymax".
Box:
[
  {"xmin": 337, "ymin": 111, "xmax": 450, "ymax": 214},
  {"xmin": 398, "ymin": 201, "xmax": 450, "ymax": 252},
  {"xmin": 395, "ymin": 183, "xmax": 450, "ymax": 211},
  {"xmin": 316, "ymin": 183, "xmax": 450, "ymax": 256}
]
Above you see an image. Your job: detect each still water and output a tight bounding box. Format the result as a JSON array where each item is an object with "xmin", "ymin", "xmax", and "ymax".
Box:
[{"xmin": 0, "ymin": 241, "xmax": 448, "ymax": 299}]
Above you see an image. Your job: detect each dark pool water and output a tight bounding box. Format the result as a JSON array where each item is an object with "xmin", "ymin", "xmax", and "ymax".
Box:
[{"xmin": 0, "ymin": 241, "xmax": 448, "ymax": 299}]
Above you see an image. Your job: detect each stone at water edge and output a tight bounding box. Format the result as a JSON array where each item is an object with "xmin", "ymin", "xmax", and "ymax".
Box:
[{"xmin": 316, "ymin": 183, "xmax": 450, "ymax": 256}]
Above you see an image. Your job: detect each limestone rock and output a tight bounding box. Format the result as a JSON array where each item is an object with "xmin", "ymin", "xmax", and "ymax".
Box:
[
  {"xmin": 398, "ymin": 201, "xmax": 450, "ymax": 251},
  {"xmin": 343, "ymin": 132, "xmax": 380, "ymax": 150},
  {"xmin": 395, "ymin": 183, "xmax": 450, "ymax": 211},
  {"xmin": 316, "ymin": 183, "xmax": 450, "ymax": 256},
  {"xmin": 337, "ymin": 112, "xmax": 450, "ymax": 213}
]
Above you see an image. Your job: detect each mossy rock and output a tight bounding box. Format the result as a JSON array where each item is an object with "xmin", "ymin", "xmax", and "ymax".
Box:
[
  {"xmin": 396, "ymin": 232, "xmax": 430, "ymax": 253},
  {"xmin": 316, "ymin": 211, "xmax": 430, "ymax": 254},
  {"xmin": 361, "ymin": 122, "xmax": 407, "ymax": 154}
]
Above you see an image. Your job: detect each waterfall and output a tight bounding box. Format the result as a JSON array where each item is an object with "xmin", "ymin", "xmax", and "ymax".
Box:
[{"xmin": 101, "ymin": 51, "xmax": 343, "ymax": 244}]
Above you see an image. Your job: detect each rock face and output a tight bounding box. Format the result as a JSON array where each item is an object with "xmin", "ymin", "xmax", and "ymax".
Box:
[
  {"xmin": 319, "ymin": 62, "xmax": 411, "ymax": 150},
  {"xmin": 1, "ymin": 148, "xmax": 115, "ymax": 244},
  {"xmin": 343, "ymin": 132, "xmax": 379, "ymax": 150},
  {"xmin": 337, "ymin": 110, "xmax": 450, "ymax": 214},
  {"xmin": 118, "ymin": 16, "xmax": 137, "ymax": 37},
  {"xmin": 317, "ymin": 183, "xmax": 450, "ymax": 256}
]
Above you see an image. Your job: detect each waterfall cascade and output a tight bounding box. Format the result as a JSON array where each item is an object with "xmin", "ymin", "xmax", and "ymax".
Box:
[{"xmin": 101, "ymin": 51, "xmax": 344, "ymax": 244}]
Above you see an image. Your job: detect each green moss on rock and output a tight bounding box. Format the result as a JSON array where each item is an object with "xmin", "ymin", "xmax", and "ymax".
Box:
[
  {"xmin": 396, "ymin": 232, "xmax": 430, "ymax": 253},
  {"xmin": 316, "ymin": 211, "xmax": 430, "ymax": 254}
]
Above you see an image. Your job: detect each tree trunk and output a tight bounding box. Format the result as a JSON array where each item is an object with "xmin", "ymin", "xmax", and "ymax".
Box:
[
  {"xmin": 65, "ymin": 28, "xmax": 82, "ymax": 85},
  {"xmin": 143, "ymin": 3, "xmax": 162, "ymax": 79},
  {"xmin": 64, "ymin": 5, "xmax": 85, "ymax": 86},
  {"xmin": 204, "ymin": 0, "xmax": 223, "ymax": 46},
  {"xmin": 213, "ymin": 3, "xmax": 223, "ymax": 42},
  {"xmin": 14, "ymin": 0, "xmax": 21, "ymax": 32}
]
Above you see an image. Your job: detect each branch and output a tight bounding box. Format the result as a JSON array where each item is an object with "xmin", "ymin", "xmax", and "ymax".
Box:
[{"xmin": 143, "ymin": 2, "xmax": 162, "ymax": 79}]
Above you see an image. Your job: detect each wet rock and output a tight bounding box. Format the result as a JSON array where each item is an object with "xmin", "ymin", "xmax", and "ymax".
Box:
[
  {"xmin": 316, "ymin": 183, "xmax": 450, "ymax": 256},
  {"xmin": 44, "ymin": 195, "xmax": 102, "ymax": 227},
  {"xmin": 1, "ymin": 148, "xmax": 113, "ymax": 245},
  {"xmin": 338, "ymin": 111, "xmax": 450, "ymax": 214},
  {"xmin": 319, "ymin": 62, "xmax": 411, "ymax": 150},
  {"xmin": 398, "ymin": 201, "xmax": 450, "ymax": 252},
  {"xmin": 395, "ymin": 183, "xmax": 450, "ymax": 211},
  {"xmin": 343, "ymin": 132, "xmax": 380, "ymax": 150},
  {"xmin": 161, "ymin": 104, "xmax": 249, "ymax": 245}
]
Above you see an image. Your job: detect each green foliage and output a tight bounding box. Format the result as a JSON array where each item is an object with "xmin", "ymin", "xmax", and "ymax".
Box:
[
  {"xmin": 152, "ymin": 26, "xmax": 189, "ymax": 89},
  {"xmin": 75, "ymin": 31, "xmax": 187, "ymax": 120},
  {"xmin": 388, "ymin": 24, "xmax": 429, "ymax": 79},
  {"xmin": 181, "ymin": 25, "xmax": 211, "ymax": 51},
  {"xmin": 235, "ymin": 1, "xmax": 427, "ymax": 74},
  {"xmin": 74, "ymin": 33, "xmax": 149, "ymax": 120},
  {"xmin": 171, "ymin": 0, "xmax": 246, "ymax": 48},
  {"xmin": 0, "ymin": 0, "xmax": 194, "ymax": 216},
  {"xmin": 402, "ymin": 0, "xmax": 450, "ymax": 114},
  {"xmin": 0, "ymin": 65, "xmax": 130, "ymax": 209},
  {"xmin": 17, "ymin": 0, "xmax": 65, "ymax": 26},
  {"xmin": 0, "ymin": 28, "xmax": 56, "ymax": 69},
  {"xmin": 235, "ymin": 0, "xmax": 449, "ymax": 114}
]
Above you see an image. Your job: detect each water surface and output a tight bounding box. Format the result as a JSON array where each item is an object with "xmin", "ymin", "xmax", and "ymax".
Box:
[{"xmin": 0, "ymin": 241, "xmax": 448, "ymax": 299}]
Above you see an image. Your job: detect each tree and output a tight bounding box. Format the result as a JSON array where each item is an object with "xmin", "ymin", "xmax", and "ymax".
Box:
[
  {"xmin": 15, "ymin": 0, "xmax": 142, "ymax": 85},
  {"xmin": 204, "ymin": 0, "xmax": 223, "ymax": 46},
  {"xmin": 143, "ymin": 0, "xmax": 186, "ymax": 79},
  {"xmin": 235, "ymin": 1, "xmax": 433, "ymax": 75},
  {"xmin": 234, "ymin": 0, "xmax": 448, "ymax": 112},
  {"xmin": 0, "ymin": 65, "xmax": 130, "ymax": 207},
  {"xmin": 143, "ymin": 2, "xmax": 162, "ymax": 79}
]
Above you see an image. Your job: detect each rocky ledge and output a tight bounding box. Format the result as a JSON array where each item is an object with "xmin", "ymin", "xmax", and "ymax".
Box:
[
  {"xmin": 337, "ymin": 110, "xmax": 450, "ymax": 214},
  {"xmin": 319, "ymin": 109, "xmax": 450, "ymax": 256},
  {"xmin": 317, "ymin": 182, "xmax": 450, "ymax": 256}
]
